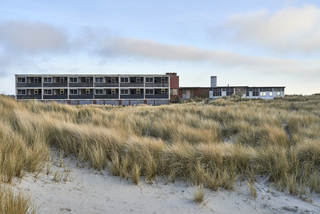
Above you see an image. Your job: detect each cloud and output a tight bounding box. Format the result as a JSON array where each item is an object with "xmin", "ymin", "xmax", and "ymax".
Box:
[
  {"xmin": 96, "ymin": 37, "xmax": 315, "ymax": 74},
  {"xmin": 0, "ymin": 19, "xmax": 319, "ymax": 78},
  {"xmin": 211, "ymin": 5, "xmax": 320, "ymax": 53},
  {"xmin": 0, "ymin": 20, "xmax": 69, "ymax": 54}
]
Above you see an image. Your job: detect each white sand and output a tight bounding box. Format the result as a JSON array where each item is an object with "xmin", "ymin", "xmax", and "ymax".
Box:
[{"xmin": 14, "ymin": 156, "xmax": 320, "ymax": 214}]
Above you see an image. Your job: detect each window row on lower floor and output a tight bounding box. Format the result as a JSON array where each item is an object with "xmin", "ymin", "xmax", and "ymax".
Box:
[
  {"xmin": 211, "ymin": 90, "xmax": 283, "ymax": 97},
  {"xmin": 17, "ymin": 88, "xmax": 169, "ymax": 96}
]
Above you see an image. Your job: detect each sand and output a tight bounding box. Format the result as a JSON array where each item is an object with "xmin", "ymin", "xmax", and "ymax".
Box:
[{"xmin": 14, "ymin": 155, "xmax": 320, "ymax": 214}]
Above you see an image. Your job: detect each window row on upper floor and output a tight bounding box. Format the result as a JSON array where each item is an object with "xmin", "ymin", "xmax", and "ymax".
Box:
[
  {"xmin": 17, "ymin": 76, "xmax": 169, "ymax": 84},
  {"xmin": 17, "ymin": 88, "xmax": 168, "ymax": 96}
]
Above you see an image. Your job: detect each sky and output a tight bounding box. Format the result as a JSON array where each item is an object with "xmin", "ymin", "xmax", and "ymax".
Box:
[{"xmin": 1, "ymin": 0, "xmax": 320, "ymax": 95}]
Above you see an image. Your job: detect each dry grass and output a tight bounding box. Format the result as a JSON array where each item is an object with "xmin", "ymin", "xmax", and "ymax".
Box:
[
  {"xmin": 0, "ymin": 182, "xmax": 36, "ymax": 214},
  {"xmin": 193, "ymin": 184, "xmax": 206, "ymax": 203},
  {"xmin": 1, "ymin": 94, "xmax": 320, "ymax": 212}
]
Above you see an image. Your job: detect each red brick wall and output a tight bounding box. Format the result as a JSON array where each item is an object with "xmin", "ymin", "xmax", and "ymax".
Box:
[
  {"xmin": 179, "ymin": 89, "xmax": 183, "ymax": 98},
  {"xmin": 170, "ymin": 75, "xmax": 179, "ymax": 89},
  {"xmin": 194, "ymin": 88, "xmax": 209, "ymax": 98},
  {"xmin": 178, "ymin": 88, "xmax": 210, "ymax": 99},
  {"xmin": 168, "ymin": 73, "xmax": 179, "ymax": 99}
]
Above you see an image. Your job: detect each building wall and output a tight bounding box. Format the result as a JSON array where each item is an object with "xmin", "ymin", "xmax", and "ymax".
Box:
[
  {"xmin": 15, "ymin": 74, "xmax": 170, "ymax": 105},
  {"xmin": 166, "ymin": 72, "xmax": 179, "ymax": 100},
  {"xmin": 194, "ymin": 88, "xmax": 209, "ymax": 98},
  {"xmin": 209, "ymin": 87, "xmax": 285, "ymax": 99},
  {"xmin": 179, "ymin": 88, "xmax": 210, "ymax": 99}
]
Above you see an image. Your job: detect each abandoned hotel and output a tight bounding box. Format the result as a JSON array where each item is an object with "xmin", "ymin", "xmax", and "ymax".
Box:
[{"xmin": 15, "ymin": 73, "xmax": 285, "ymax": 105}]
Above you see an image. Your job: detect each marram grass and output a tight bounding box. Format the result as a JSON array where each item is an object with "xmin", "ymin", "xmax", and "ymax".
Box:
[{"xmin": 1, "ymin": 94, "xmax": 320, "ymax": 212}]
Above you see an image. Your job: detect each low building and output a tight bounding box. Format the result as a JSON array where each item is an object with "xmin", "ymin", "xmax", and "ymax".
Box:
[
  {"xmin": 175, "ymin": 75, "xmax": 285, "ymax": 100},
  {"xmin": 179, "ymin": 87, "xmax": 211, "ymax": 99},
  {"xmin": 15, "ymin": 74, "xmax": 170, "ymax": 105},
  {"xmin": 210, "ymin": 86, "xmax": 285, "ymax": 99}
]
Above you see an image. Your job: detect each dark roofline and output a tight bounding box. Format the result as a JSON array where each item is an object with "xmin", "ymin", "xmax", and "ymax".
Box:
[
  {"xmin": 179, "ymin": 87, "xmax": 212, "ymax": 89},
  {"xmin": 179, "ymin": 86, "xmax": 286, "ymax": 89},
  {"xmin": 215, "ymin": 86, "xmax": 286, "ymax": 88}
]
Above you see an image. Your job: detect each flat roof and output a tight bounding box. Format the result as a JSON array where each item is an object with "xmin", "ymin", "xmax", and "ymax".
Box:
[
  {"xmin": 215, "ymin": 86, "xmax": 286, "ymax": 88},
  {"xmin": 15, "ymin": 74, "xmax": 168, "ymax": 76},
  {"xmin": 179, "ymin": 87, "xmax": 211, "ymax": 89},
  {"xmin": 180, "ymin": 86, "xmax": 286, "ymax": 89}
]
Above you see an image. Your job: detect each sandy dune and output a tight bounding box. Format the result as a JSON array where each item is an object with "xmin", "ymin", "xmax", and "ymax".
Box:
[{"xmin": 14, "ymin": 156, "xmax": 320, "ymax": 214}]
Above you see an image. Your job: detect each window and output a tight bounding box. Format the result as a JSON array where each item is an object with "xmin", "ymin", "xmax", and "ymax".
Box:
[
  {"xmin": 121, "ymin": 77, "xmax": 129, "ymax": 83},
  {"xmin": 44, "ymin": 77, "xmax": 52, "ymax": 83},
  {"xmin": 212, "ymin": 88, "xmax": 221, "ymax": 96},
  {"xmin": 136, "ymin": 89, "xmax": 141, "ymax": 94},
  {"xmin": 95, "ymin": 89, "xmax": 103, "ymax": 95},
  {"xmin": 111, "ymin": 89, "xmax": 116, "ymax": 94},
  {"xmin": 111, "ymin": 77, "xmax": 117, "ymax": 83},
  {"xmin": 260, "ymin": 92, "xmax": 266, "ymax": 96},
  {"xmin": 161, "ymin": 89, "xmax": 166, "ymax": 94},
  {"xmin": 70, "ymin": 77, "xmax": 78, "ymax": 83},
  {"xmin": 269, "ymin": 92, "xmax": 273, "ymax": 96},
  {"xmin": 95, "ymin": 77, "xmax": 103, "ymax": 83},
  {"xmin": 44, "ymin": 89, "xmax": 52, "ymax": 95},
  {"xmin": 60, "ymin": 77, "xmax": 64, "ymax": 83},
  {"xmin": 17, "ymin": 77, "xmax": 26, "ymax": 83},
  {"xmin": 121, "ymin": 89, "xmax": 129, "ymax": 95},
  {"xmin": 85, "ymin": 77, "xmax": 90, "ymax": 83},
  {"xmin": 18, "ymin": 89, "xmax": 26, "ymax": 95},
  {"xmin": 277, "ymin": 91, "xmax": 281, "ymax": 96},
  {"xmin": 146, "ymin": 77, "xmax": 154, "ymax": 83},
  {"xmin": 173, "ymin": 89, "xmax": 178, "ymax": 95},
  {"xmin": 34, "ymin": 77, "xmax": 40, "ymax": 83},
  {"xmin": 252, "ymin": 88, "xmax": 259, "ymax": 96},
  {"xmin": 246, "ymin": 90, "xmax": 249, "ymax": 97},
  {"xmin": 136, "ymin": 77, "xmax": 142, "ymax": 83},
  {"xmin": 60, "ymin": 89, "xmax": 64, "ymax": 95},
  {"xmin": 86, "ymin": 89, "xmax": 90, "ymax": 95},
  {"xmin": 145, "ymin": 89, "xmax": 154, "ymax": 95},
  {"xmin": 226, "ymin": 88, "xmax": 234, "ymax": 96},
  {"xmin": 70, "ymin": 89, "xmax": 78, "ymax": 95},
  {"xmin": 161, "ymin": 77, "xmax": 166, "ymax": 83},
  {"xmin": 34, "ymin": 89, "xmax": 38, "ymax": 95}
]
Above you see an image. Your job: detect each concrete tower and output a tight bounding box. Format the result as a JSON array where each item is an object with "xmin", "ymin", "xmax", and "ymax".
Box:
[{"xmin": 211, "ymin": 76, "xmax": 217, "ymax": 88}]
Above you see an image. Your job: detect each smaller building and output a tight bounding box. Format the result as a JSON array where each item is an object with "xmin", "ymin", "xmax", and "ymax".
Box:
[
  {"xmin": 179, "ymin": 87, "xmax": 211, "ymax": 99},
  {"xmin": 210, "ymin": 86, "xmax": 285, "ymax": 99},
  {"xmin": 167, "ymin": 74, "xmax": 285, "ymax": 100}
]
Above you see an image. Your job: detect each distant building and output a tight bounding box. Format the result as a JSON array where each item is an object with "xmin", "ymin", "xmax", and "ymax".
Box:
[
  {"xmin": 179, "ymin": 87, "xmax": 211, "ymax": 99},
  {"xmin": 209, "ymin": 75, "xmax": 285, "ymax": 99},
  {"xmin": 15, "ymin": 73, "xmax": 285, "ymax": 105},
  {"xmin": 172, "ymin": 74, "xmax": 285, "ymax": 99},
  {"xmin": 210, "ymin": 86, "xmax": 285, "ymax": 99},
  {"xmin": 15, "ymin": 74, "xmax": 170, "ymax": 105}
]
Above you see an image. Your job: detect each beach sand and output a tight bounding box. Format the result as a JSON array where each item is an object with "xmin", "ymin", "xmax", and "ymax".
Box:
[{"xmin": 14, "ymin": 156, "xmax": 320, "ymax": 214}]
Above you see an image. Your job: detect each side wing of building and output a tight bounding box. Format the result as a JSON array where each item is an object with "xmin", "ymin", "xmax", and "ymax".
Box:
[{"xmin": 210, "ymin": 86, "xmax": 285, "ymax": 99}]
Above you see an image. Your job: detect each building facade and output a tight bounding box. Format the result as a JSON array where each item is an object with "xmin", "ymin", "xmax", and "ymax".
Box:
[
  {"xmin": 177, "ymin": 75, "xmax": 285, "ymax": 100},
  {"xmin": 15, "ymin": 74, "xmax": 170, "ymax": 105},
  {"xmin": 179, "ymin": 87, "xmax": 211, "ymax": 99},
  {"xmin": 210, "ymin": 86, "xmax": 285, "ymax": 99},
  {"xmin": 166, "ymin": 72, "xmax": 179, "ymax": 102}
]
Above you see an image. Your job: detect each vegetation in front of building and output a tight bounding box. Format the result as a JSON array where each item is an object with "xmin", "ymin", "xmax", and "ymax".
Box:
[{"xmin": 0, "ymin": 94, "xmax": 320, "ymax": 212}]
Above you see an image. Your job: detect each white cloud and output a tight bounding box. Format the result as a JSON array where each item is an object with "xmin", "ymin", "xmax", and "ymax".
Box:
[
  {"xmin": 0, "ymin": 19, "xmax": 319, "ymax": 79},
  {"xmin": 96, "ymin": 37, "xmax": 315, "ymax": 75},
  {"xmin": 0, "ymin": 20, "xmax": 69, "ymax": 54},
  {"xmin": 213, "ymin": 5, "xmax": 320, "ymax": 53}
]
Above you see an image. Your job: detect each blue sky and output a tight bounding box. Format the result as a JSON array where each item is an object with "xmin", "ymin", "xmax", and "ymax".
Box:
[{"xmin": 1, "ymin": 0, "xmax": 320, "ymax": 95}]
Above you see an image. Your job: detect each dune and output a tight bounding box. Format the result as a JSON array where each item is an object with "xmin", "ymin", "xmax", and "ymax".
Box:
[{"xmin": 14, "ymin": 155, "xmax": 320, "ymax": 214}]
